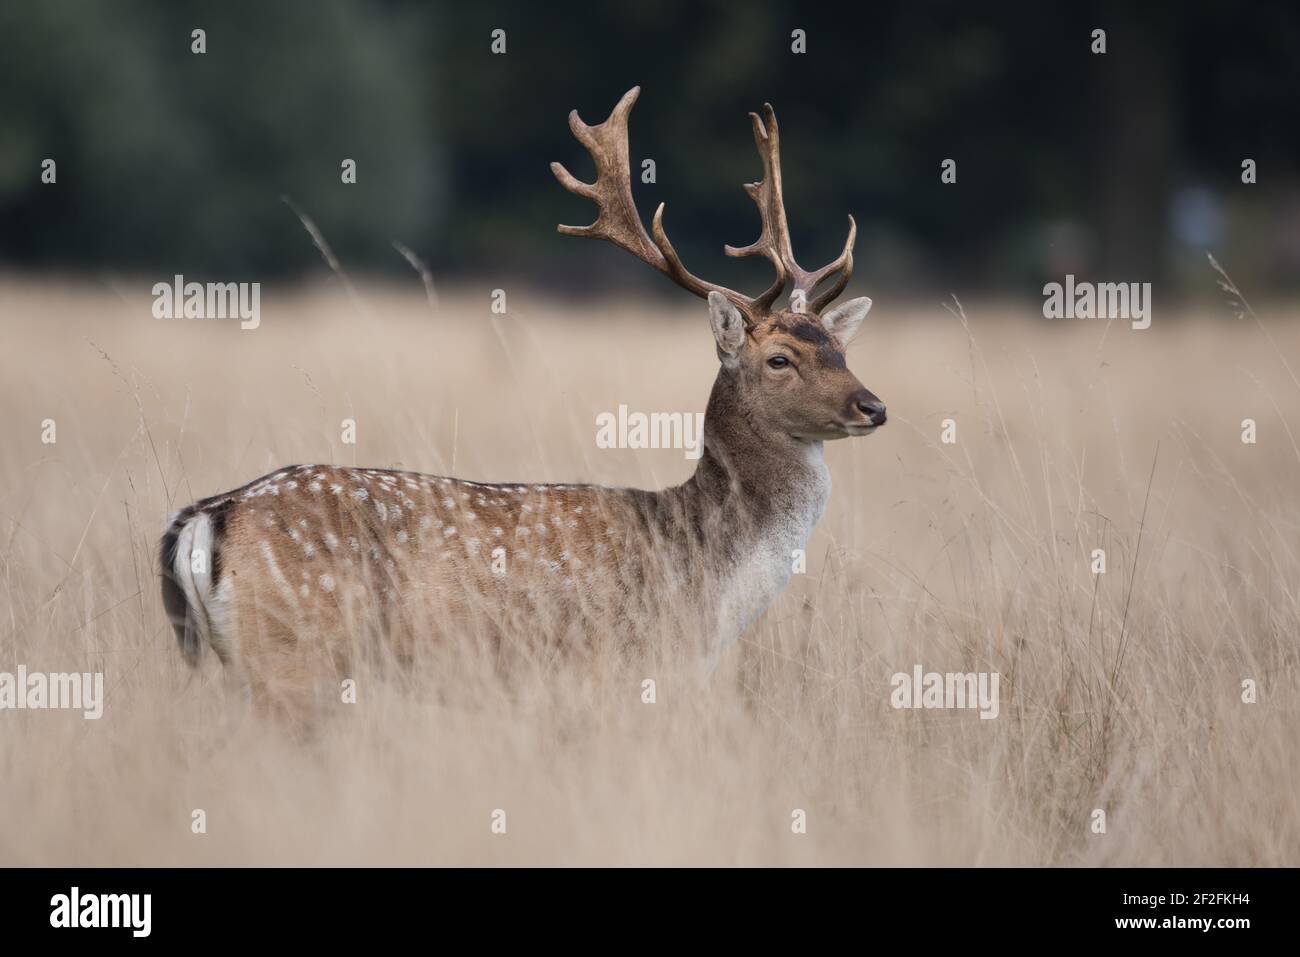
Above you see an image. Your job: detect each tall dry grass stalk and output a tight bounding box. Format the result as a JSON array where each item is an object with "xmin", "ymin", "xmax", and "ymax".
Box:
[{"xmin": 0, "ymin": 278, "xmax": 1297, "ymax": 865}]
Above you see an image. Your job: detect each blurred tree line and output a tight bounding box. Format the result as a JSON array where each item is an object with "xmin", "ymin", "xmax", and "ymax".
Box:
[{"xmin": 1, "ymin": 0, "xmax": 1298, "ymax": 298}]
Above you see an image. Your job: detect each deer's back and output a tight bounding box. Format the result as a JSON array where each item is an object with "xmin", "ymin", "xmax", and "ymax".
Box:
[{"xmin": 164, "ymin": 465, "xmax": 706, "ymax": 703}]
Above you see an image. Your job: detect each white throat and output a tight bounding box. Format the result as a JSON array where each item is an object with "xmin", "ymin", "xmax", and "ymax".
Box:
[{"xmin": 706, "ymin": 439, "xmax": 832, "ymax": 671}]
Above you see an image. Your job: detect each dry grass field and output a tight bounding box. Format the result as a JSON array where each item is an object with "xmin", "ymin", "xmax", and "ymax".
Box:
[{"xmin": 1, "ymin": 275, "xmax": 1297, "ymax": 866}]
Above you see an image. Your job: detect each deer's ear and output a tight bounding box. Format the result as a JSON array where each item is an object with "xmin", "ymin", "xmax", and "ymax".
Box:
[
  {"xmin": 707, "ymin": 292, "xmax": 746, "ymax": 364},
  {"xmin": 820, "ymin": 296, "xmax": 872, "ymax": 347}
]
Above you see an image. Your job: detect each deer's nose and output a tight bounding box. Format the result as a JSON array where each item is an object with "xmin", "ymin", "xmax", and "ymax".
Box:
[{"xmin": 854, "ymin": 391, "xmax": 887, "ymax": 426}]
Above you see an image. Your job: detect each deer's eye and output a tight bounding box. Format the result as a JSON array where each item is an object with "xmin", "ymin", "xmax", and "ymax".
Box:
[{"xmin": 767, "ymin": 355, "xmax": 790, "ymax": 369}]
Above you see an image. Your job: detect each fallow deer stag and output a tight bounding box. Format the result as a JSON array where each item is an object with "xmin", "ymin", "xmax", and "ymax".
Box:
[{"xmin": 160, "ymin": 86, "xmax": 885, "ymax": 716}]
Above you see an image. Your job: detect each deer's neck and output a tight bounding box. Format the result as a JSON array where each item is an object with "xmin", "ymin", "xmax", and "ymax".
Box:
[
  {"xmin": 685, "ymin": 375, "xmax": 831, "ymax": 540},
  {"xmin": 663, "ymin": 368, "xmax": 831, "ymax": 657}
]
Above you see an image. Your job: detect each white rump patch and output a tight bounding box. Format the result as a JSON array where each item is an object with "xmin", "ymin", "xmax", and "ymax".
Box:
[{"xmin": 174, "ymin": 512, "xmax": 214, "ymax": 634}]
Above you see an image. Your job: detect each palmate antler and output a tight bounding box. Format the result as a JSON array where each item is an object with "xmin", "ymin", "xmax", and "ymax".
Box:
[{"xmin": 551, "ymin": 87, "xmax": 856, "ymax": 324}]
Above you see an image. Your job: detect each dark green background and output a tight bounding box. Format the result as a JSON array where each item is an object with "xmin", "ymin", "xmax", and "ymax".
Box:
[{"xmin": 1, "ymin": 0, "xmax": 1296, "ymax": 300}]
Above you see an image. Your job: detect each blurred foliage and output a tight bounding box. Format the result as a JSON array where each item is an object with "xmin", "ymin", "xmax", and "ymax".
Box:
[
  {"xmin": 1, "ymin": 0, "xmax": 1298, "ymax": 297},
  {"xmin": 0, "ymin": 0, "xmax": 437, "ymax": 276}
]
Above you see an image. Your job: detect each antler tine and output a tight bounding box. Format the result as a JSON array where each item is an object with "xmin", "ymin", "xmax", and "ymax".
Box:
[
  {"xmin": 800, "ymin": 214, "xmax": 856, "ymax": 314},
  {"xmin": 552, "ymin": 87, "xmax": 758, "ymax": 321},
  {"xmin": 650, "ymin": 203, "xmax": 733, "ymax": 302}
]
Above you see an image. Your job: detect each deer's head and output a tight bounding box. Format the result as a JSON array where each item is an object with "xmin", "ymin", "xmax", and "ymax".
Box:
[{"xmin": 553, "ymin": 87, "xmax": 885, "ymax": 443}]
